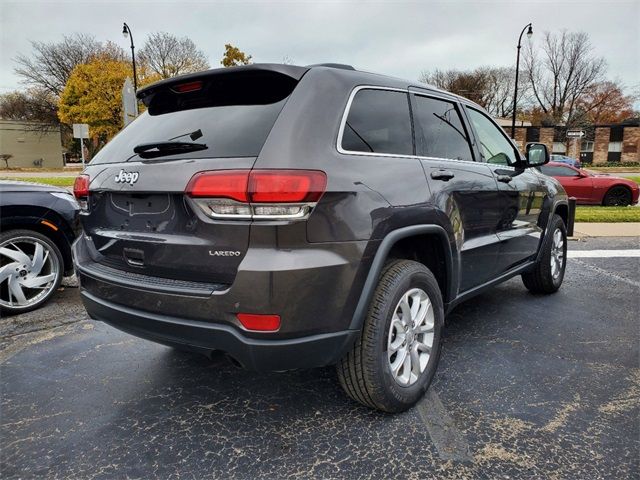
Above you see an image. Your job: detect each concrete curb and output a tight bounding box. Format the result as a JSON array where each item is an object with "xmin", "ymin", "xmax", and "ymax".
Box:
[{"xmin": 571, "ymin": 222, "xmax": 640, "ymax": 238}]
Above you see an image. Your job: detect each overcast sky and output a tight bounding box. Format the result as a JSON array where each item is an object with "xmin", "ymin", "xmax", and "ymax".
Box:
[{"xmin": 1, "ymin": 0, "xmax": 638, "ymax": 99}]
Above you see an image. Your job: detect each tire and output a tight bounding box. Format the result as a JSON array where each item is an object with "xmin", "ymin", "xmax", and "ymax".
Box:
[
  {"xmin": 0, "ymin": 229, "xmax": 64, "ymax": 315},
  {"xmin": 337, "ymin": 260, "xmax": 444, "ymax": 413},
  {"xmin": 602, "ymin": 186, "xmax": 632, "ymax": 206},
  {"xmin": 521, "ymin": 214, "xmax": 567, "ymax": 294}
]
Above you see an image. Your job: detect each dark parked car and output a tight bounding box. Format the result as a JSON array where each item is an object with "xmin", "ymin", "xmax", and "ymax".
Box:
[
  {"xmin": 0, "ymin": 180, "xmax": 80, "ymax": 314},
  {"xmin": 550, "ymin": 154, "xmax": 581, "ymax": 169},
  {"xmin": 73, "ymin": 64, "xmax": 573, "ymax": 412},
  {"xmin": 540, "ymin": 162, "xmax": 639, "ymax": 205}
]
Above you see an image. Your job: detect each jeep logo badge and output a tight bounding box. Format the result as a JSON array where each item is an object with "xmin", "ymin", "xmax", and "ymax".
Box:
[{"xmin": 114, "ymin": 169, "xmax": 139, "ymax": 185}]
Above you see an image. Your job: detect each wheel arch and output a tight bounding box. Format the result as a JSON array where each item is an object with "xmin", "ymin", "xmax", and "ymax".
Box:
[
  {"xmin": 602, "ymin": 183, "xmax": 633, "ymax": 206},
  {"xmin": 349, "ymin": 225, "xmax": 455, "ymax": 331},
  {"xmin": 1, "ymin": 214, "xmax": 74, "ymax": 275},
  {"xmin": 533, "ymin": 198, "xmax": 574, "ymax": 265}
]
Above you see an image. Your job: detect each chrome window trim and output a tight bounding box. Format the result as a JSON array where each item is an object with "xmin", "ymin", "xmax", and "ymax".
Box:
[
  {"xmin": 336, "ymin": 85, "xmax": 478, "ymax": 165},
  {"xmin": 337, "ymin": 85, "xmax": 412, "ymax": 158}
]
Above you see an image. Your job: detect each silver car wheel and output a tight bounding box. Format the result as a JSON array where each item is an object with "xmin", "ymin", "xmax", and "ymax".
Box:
[
  {"xmin": 550, "ymin": 228, "xmax": 564, "ymax": 279},
  {"xmin": 387, "ymin": 287, "xmax": 435, "ymax": 387},
  {"xmin": 0, "ymin": 236, "xmax": 60, "ymax": 310}
]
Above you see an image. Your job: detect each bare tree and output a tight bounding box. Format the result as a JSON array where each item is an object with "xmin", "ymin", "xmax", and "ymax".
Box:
[
  {"xmin": 0, "ymin": 88, "xmax": 58, "ymax": 125},
  {"xmin": 139, "ymin": 32, "xmax": 209, "ymax": 79},
  {"xmin": 420, "ymin": 66, "xmax": 521, "ymax": 118},
  {"xmin": 420, "ymin": 68, "xmax": 490, "ymax": 106},
  {"xmin": 481, "ymin": 67, "xmax": 520, "ymax": 118},
  {"xmin": 13, "ymin": 35, "xmax": 126, "ymax": 144},
  {"xmin": 13, "ymin": 34, "xmax": 119, "ymax": 97},
  {"xmin": 524, "ymin": 31, "xmax": 606, "ymax": 126}
]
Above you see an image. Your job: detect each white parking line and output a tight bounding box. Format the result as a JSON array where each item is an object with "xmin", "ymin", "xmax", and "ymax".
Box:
[{"xmin": 568, "ymin": 249, "xmax": 640, "ymax": 258}]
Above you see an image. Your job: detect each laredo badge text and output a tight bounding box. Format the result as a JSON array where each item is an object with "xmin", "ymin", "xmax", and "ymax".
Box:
[{"xmin": 209, "ymin": 250, "xmax": 242, "ymax": 257}]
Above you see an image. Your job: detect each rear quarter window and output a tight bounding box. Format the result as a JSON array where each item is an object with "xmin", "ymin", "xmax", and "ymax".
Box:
[{"xmin": 341, "ymin": 89, "xmax": 413, "ymax": 156}]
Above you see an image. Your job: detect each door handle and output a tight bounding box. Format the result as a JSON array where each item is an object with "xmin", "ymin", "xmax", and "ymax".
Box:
[
  {"xmin": 431, "ymin": 170, "xmax": 455, "ymax": 181},
  {"xmin": 496, "ymin": 174, "xmax": 512, "ymax": 183}
]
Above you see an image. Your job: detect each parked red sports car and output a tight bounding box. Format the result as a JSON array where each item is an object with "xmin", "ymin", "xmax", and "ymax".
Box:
[{"xmin": 540, "ymin": 162, "xmax": 639, "ymax": 206}]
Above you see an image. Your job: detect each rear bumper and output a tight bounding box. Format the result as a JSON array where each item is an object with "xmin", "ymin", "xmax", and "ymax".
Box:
[
  {"xmin": 73, "ymin": 234, "xmax": 370, "ymax": 369},
  {"xmin": 81, "ymin": 289, "xmax": 358, "ymax": 370}
]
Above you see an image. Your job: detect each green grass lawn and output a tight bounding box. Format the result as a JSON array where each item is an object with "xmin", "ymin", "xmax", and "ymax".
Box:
[
  {"xmin": 0, "ymin": 176, "xmax": 75, "ymax": 187},
  {"xmin": 626, "ymin": 176, "xmax": 640, "ymax": 185},
  {"xmin": 575, "ymin": 206, "xmax": 640, "ymax": 223}
]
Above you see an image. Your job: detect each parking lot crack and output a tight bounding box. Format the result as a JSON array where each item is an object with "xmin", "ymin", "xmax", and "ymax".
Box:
[
  {"xmin": 598, "ymin": 369, "xmax": 640, "ymax": 416},
  {"xmin": 0, "ymin": 322, "xmax": 82, "ymax": 363},
  {"xmin": 571, "ymin": 258, "xmax": 640, "ymax": 288},
  {"xmin": 541, "ymin": 394, "xmax": 581, "ymax": 433}
]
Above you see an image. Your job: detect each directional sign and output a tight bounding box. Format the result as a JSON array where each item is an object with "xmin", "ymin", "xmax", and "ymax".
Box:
[
  {"xmin": 566, "ymin": 130, "xmax": 585, "ymax": 138},
  {"xmin": 73, "ymin": 123, "xmax": 89, "ymax": 139}
]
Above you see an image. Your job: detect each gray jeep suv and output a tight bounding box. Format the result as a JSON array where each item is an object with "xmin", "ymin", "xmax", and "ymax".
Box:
[{"xmin": 73, "ymin": 63, "xmax": 573, "ymax": 412}]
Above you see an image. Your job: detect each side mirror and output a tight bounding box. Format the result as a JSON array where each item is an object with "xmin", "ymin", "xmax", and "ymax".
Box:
[{"xmin": 525, "ymin": 143, "xmax": 549, "ymax": 167}]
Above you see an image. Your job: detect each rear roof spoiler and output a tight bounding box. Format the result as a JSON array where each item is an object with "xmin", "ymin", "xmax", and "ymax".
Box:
[{"xmin": 136, "ymin": 64, "xmax": 310, "ymax": 102}]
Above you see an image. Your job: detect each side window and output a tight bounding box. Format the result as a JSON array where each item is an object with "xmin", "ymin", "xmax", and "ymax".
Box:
[
  {"xmin": 412, "ymin": 95, "xmax": 474, "ymax": 162},
  {"xmin": 466, "ymin": 108, "xmax": 519, "ymax": 166},
  {"xmin": 341, "ymin": 89, "xmax": 413, "ymax": 156},
  {"xmin": 541, "ymin": 165, "xmax": 580, "ymax": 177}
]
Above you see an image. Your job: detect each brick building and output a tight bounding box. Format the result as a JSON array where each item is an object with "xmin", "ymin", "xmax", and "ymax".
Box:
[{"xmin": 508, "ymin": 120, "xmax": 640, "ymax": 164}]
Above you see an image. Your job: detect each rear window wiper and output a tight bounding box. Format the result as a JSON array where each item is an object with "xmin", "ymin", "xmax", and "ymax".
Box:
[
  {"xmin": 167, "ymin": 129, "xmax": 203, "ymax": 141},
  {"xmin": 133, "ymin": 141, "xmax": 208, "ymax": 159}
]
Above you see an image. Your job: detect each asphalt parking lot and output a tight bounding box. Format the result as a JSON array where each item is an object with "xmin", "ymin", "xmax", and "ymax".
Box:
[{"xmin": 1, "ymin": 237, "xmax": 638, "ymax": 479}]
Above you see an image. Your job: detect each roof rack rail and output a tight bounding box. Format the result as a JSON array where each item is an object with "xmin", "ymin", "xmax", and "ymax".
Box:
[{"xmin": 306, "ymin": 63, "xmax": 356, "ymax": 71}]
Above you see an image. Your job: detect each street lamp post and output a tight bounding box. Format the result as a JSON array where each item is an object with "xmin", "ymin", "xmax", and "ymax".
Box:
[
  {"xmin": 122, "ymin": 22, "xmax": 138, "ymax": 91},
  {"xmin": 511, "ymin": 23, "xmax": 533, "ymax": 139}
]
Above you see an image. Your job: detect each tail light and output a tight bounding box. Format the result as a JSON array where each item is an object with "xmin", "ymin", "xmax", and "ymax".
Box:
[
  {"xmin": 186, "ymin": 169, "xmax": 326, "ymax": 220},
  {"xmin": 73, "ymin": 174, "xmax": 90, "ymax": 198},
  {"xmin": 73, "ymin": 174, "xmax": 90, "ymax": 209},
  {"xmin": 248, "ymin": 170, "xmax": 326, "ymax": 203}
]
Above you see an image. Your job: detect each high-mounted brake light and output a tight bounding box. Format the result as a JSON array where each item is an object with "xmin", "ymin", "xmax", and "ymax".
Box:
[
  {"xmin": 172, "ymin": 81, "xmax": 203, "ymax": 93},
  {"xmin": 73, "ymin": 174, "xmax": 90, "ymax": 199},
  {"xmin": 185, "ymin": 169, "xmax": 327, "ymax": 220}
]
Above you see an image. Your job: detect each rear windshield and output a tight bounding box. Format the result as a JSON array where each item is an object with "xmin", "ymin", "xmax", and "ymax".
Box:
[{"xmin": 91, "ymin": 73, "xmax": 295, "ymax": 164}]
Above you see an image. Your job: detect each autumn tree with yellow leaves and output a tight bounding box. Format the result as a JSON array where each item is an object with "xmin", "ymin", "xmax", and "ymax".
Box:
[
  {"xmin": 58, "ymin": 58, "xmax": 159, "ymax": 150},
  {"xmin": 220, "ymin": 44, "xmax": 252, "ymax": 67}
]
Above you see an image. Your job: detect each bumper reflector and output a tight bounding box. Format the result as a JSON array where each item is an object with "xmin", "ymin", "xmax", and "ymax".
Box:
[{"xmin": 237, "ymin": 313, "xmax": 281, "ymax": 332}]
